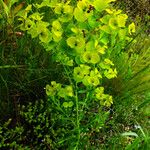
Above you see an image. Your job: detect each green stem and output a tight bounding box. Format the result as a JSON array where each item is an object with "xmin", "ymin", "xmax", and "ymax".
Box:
[
  {"xmin": 63, "ymin": 65, "xmax": 74, "ymax": 85},
  {"xmin": 0, "ymin": 73, "xmax": 9, "ymax": 106},
  {"xmin": 51, "ymin": 96, "xmax": 75, "ymax": 126},
  {"xmin": 0, "ymin": 65, "xmax": 25, "ymax": 69},
  {"xmin": 81, "ymin": 92, "xmax": 90, "ymax": 111},
  {"xmin": 75, "ymin": 83, "xmax": 80, "ymax": 150}
]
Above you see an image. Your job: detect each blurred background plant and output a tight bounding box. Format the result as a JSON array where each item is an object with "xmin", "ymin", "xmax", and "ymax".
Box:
[
  {"xmin": 0, "ymin": 0, "xmax": 61, "ymax": 120},
  {"xmin": 99, "ymin": 0, "xmax": 150, "ymax": 148},
  {"xmin": 113, "ymin": 0, "xmax": 150, "ymax": 23}
]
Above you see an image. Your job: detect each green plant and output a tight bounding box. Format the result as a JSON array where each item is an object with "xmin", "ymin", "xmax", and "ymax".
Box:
[
  {"xmin": 0, "ymin": 0, "xmax": 57, "ymax": 118},
  {"xmin": 113, "ymin": 0, "xmax": 150, "ymax": 22},
  {"xmin": 0, "ymin": 118, "xmax": 30, "ymax": 149},
  {"xmin": 1, "ymin": 0, "xmax": 149, "ymax": 149},
  {"xmin": 14, "ymin": 0, "xmax": 138, "ymax": 149},
  {"xmin": 121, "ymin": 122, "xmax": 150, "ymax": 150},
  {"xmin": 19, "ymin": 100, "xmax": 57, "ymax": 149},
  {"xmin": 98, "ymin": 31, "xmax": 150, "ymax": 149},
  {"xmin": 0, "ymin": 0, "xmax": 25, "ymax": 37},
  {"xmin": 107, "ymin": 32, "xmax": 150, "ymax": 119}
]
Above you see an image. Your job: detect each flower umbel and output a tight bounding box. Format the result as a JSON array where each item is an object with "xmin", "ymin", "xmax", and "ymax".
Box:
[
  {"xmin": 73, "ymin": 67, "xmax": 85, "ymax": 82},
  {"xmin": 67, "ymin": 36, "xmax": 85, "ymax": 53},
  {"xmin": 82, "ymin": 51, "xmax": 100, "ymax": 64},
  {"xmin": 104, "ymin": 68, "xmax": 117, "ymax": 79}
]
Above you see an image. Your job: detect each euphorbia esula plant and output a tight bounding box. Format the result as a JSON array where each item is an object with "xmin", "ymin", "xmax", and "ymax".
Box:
[{"xmin": 18, "ymin": 0, "xmax": 136, "ymax": 149}]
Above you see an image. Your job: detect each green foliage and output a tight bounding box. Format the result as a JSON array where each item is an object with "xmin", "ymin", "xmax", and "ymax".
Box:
[
  {"xmin": 19, "ymin": 100, "xmax": 57, "ymax": 149},
  {"xmin": 13, "ymin": 0, "xmax": 140, "ymax": 149},
  {"xmin": 0, "ymin": 118, "xmax": 29, "ymax": 149},
  {"xmin": 121, "ymin": 123, "xmax": 150, "ymax": 150},
  {"xmin": 0, "ymin": 0, "xmax": 25, "ymax": 31},
  {"xmin": 0, "ymin": 0, "xmax": 150, "ymax": 149},
  {"xmin": 113, "ymin": 0, "xmax": 150, "ymax": 24},
  {"xmin": 103, "ymin": 31, "xmax": 150, "ymax": 150},
  {"xmin": 0, "ymin": 0, "xmax": 58, "ymax": 118}
]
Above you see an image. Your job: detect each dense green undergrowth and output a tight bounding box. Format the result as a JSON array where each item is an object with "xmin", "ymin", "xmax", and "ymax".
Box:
[{"xmin": 0, "ymin": 0, "xmax": 150, "ymax": 149}]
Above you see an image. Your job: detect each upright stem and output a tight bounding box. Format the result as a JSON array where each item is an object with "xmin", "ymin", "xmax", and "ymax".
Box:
[{"xmin": 75, "ymin": 83, "xmax": 80, "ymax": 150}]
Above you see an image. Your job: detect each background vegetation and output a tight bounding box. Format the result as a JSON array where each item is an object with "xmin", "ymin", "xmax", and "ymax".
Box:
[{"xmin": 0, "ymin": 0, "xmax": 149, "ymax": 149}]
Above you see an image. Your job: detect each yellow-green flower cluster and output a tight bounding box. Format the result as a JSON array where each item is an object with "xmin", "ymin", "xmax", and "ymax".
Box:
[
  {"xmin": 96, "ymin": 45, "xmax": 107, "ymax": 55},
  {"xmin": 39, "ymin": 27, "xmax": 52, "ymax": 43},
  {"xmin": 82, "ymin": 51, "xmax": 100, "ymax": 64},
  {"xmin": 46, "ymin": 81, "xmax": 74, "ymax": 108},
  {"xmin": 100, "ymin": 8, "xmax": 135, "ymax": 36},
  {"xmin": 54, "ymin": 2, "xmax": 73, "ymax": 22},
  {"xmin": 51, "ymin": 20, "xmax": 63, "ymax": 42},
  {"xmin": 19, "ymin": 12, "xmax": 52, "ymax": 43},
  {"xmin": 55, "ymin": 52, "xmax": 74, "ymax": 66},
  {"xmin": 62, "ymin": 101, "xmax": 74, "ymax": 108},
  {"xmin": 73, "ymin": 65, "xmax": 102, "ymax": 87},
  {"xmin": 79, "ymin": 40, "xmax": 107, "ymax": 64},
  {"xmin": 93, "ymin": 0, "xmax": 116, "ymax": 12},
  {"xmin": 46, "ymin": 81, "xmax": 61, "ymax": 96},
  {"xmin": 46, "ymin": 81, "xmax": 74, "ymax": 98},
  {"xmin": 99, "ymin": 58, "xmax": 117, "ymax": 79},
  {"xmin": 74, "ymin": 0, "xmax": 92, "ymax": 22},
  {"xmin": 86, "ymin": 40, "xmax": 107, "ymax": 54},
  {"xmin": 94, "ymin": 87, "xmax": 113, "ymax": 107},
  {"xmin": 73, "ymin": 64, "xmax": 91, "ymax": 82},
  {"xmin": 58, "ymin": 85, "xmax": 74, "ymax": 98},
  {"xmin": 67, "ymin": 36, "xmax": 85, "ymax": 54},
  {"xmin": 100, "ymin": 9, "xmax": 128, "ymax": 30},
  {"xmin": 128, "ymin": 22, "xmax": 135, "ymax": 35},
  {"xmin": 104, "ymin": 68, "xmax": 117, "ymax": 79}
]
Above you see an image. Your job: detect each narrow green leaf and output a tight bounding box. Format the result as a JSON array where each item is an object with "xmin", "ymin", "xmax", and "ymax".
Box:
[{"xmin": 121, "ymin": 132, "xmax": 139, "ymax": 137}]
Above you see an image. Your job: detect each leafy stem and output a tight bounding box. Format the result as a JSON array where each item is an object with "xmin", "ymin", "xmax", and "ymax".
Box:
[{"xmin": 75, "ymin": 82, "xmax": 80, "ymax": 150}]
